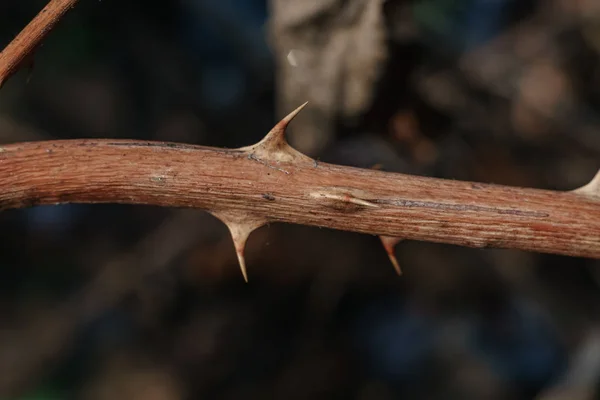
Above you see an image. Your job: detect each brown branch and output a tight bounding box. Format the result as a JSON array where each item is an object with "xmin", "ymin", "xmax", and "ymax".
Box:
[
  {"xmin": 1, "ymin": 106, "xmax": 599, "ymax": 271},
  {"xmin": 0, "ymin": 1, "xmax": 597, "ymax": 280},
  {"xmin": 0, "ymin": 0, "xmax": 79, "ymax": 88}
]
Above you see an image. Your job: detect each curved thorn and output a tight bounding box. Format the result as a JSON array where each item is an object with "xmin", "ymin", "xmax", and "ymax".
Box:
[
  {"xmin": 276, "ymin": 101, "xmax": 309, "ymax": 131},
  {"xmin": 242, "ymin": 101, "xmax": 313, "ymax": 164},
  {"xmin": 262, "ymin": 101, "xmax": 309, "ymax": 144},
  {"xmin": 379, "ymin": 236, "xmax": 403, "ymax": 276}
]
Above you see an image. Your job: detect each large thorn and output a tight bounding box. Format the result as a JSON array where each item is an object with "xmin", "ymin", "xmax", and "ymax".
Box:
[
  {"xmin": 574, "ymin": 170, "xmax": 600, "ymax": 197},
  {"xmin": 211, "ymin": 213, "xmax": 265, "ymax": 282},
  {"xmin": 260, "ymin": 101, "xmax": 309, "ymax": 147},
  {"xmin": 379, "ymin": 236, "xmax": 403, "ymax": 275},
  {"xmin": 241, "ymin": 102, "xmax": 312, "ymax": 164}
]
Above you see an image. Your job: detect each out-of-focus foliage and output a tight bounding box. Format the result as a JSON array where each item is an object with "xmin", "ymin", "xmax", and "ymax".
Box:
[{"xmin": 0, "ymin": 0, "xmax": 599, "ymax": 399}]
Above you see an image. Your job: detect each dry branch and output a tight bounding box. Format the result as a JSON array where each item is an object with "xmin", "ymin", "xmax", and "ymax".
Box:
[
  {"xmin": 1, "ymin": 104, "xmax": 599, "ymax": 279},
  {"xmin": 0, "ymin": 0, "xmax": 79, "ymax": 88}
]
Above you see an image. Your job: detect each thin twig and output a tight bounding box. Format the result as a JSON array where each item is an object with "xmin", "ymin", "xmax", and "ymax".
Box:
[{"xmin": 0, "ymin": 0, "xmax": 79, "ymax": 88}]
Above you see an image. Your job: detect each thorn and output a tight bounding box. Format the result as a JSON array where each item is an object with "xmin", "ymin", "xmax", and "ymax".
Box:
[
  {"xmin": 310, "ymin": 191, "xmax": 379, "ymax": 208},
  {"xmin": 341, "ymin": 194, "xmax": 379, "ymax": 208},
  {"xmin": 226, "ymin": 222, "xmax": 262, "ymax": 282},
  {"xmin": 211, "ymin": 213, "xmax": 265, "ymax": 282},
  {"xmin": 269, "ymin": 101, "xmax": 309, "ymax": 139},
  {"xmin": 257, "ymin": 101, "xmax": 308, "ymax": 150},
  {"xmin": 235, "ymin": 242, "xmax": 249, "ymax": 282},
  {"xmin": 575, "ymin": 169, "xmax": 600, "ymax": 197},
  {"xmin": 282, "ymin": 101, "xmax": 309, "ymax": 124},
  {"xmin": 379, "ymin": 236, "xmax": 403, "ymax": 275},
  {"xmin": 241, "ymin": 102, "xmax": 312, "ymax": 164}
]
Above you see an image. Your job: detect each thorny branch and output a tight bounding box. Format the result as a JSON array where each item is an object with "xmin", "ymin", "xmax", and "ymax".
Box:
[
  {"xmin": 1, "ymin": 103, "xmax": 599, "ymax": 280},
  {"xmin": 0, "ymin": 0, "xmax": 599, "ymax": 281}
]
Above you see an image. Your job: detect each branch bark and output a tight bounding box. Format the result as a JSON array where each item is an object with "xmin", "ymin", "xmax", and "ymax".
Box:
[
  {"xmin": 0, "ymin": 0, "xmax": 79, "ymax": 88},
  {"xmin": 1, "ymin": 107, "xmax": 599, "ymax": 265}
]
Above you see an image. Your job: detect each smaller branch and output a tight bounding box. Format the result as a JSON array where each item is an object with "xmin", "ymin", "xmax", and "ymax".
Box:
[{"xmin": 0, "ymin": 0, "xmax": 79, "ymax": 88}]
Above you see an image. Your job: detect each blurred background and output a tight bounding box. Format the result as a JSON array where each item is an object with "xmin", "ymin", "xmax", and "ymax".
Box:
[{"xmin": 1, "ymin": 0, "xmax": 600, "ymax": 398}]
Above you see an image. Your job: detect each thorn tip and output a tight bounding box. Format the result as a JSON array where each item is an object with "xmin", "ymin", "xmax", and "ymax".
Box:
[
  {"xmin": 265, "ymin": 102, "xmax": 309, "ymax": 142},
  {"xmin": 282, "ymin": 101, "xmax": 309, "ymax": 124},
  {"xmin": 229, "ymin": 228, "xmax": 252, "ymax": 282},
  {"xmin": 379, "ymin": 236, "xmax": 403, "ymax": 276},
  {"xmin": 235, "ymin": 245, "xmax": 249, "ymax": 282}
]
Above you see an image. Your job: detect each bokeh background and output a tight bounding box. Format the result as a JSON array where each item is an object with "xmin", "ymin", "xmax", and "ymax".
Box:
[{"xmin": 1, "ymin": 0, "xmax": 600, "ymax": 399}]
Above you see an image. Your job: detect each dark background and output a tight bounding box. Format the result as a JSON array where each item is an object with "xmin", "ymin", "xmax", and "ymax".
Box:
[{"xmin": 1, "ymin": 0, "xmax": 599, "ymax": 399}]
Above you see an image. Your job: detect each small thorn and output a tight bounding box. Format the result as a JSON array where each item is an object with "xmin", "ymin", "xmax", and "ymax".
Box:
[
  {"xmin": 310, "ymin": 191, "xmax": 379, "ymax": 208},
  {"xmin": 347, "ymin": 196, "xmax": 379, "ymax": 208},
  {"xmin": 575, "ymin": 169, "xmax": 600, "ymax": 197},
  {"xmin": 379, "ymin": 236, "xmax": 403, "ymax": 275}
]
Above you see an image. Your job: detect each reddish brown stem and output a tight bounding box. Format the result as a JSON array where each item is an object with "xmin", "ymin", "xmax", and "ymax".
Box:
[
  {"xmin": 1, "ymin": 139, "xmax": 598, "ymax": 259},
  {"xmin": 0, "ymin": 0, "xmax": 79, "ymax": 88}
]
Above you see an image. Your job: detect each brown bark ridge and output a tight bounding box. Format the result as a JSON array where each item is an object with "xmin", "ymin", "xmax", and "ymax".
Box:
[
  {"xmin": 1, "ymin": 103, "xmax": 599, "ymax": 279},
  {"xmin": 0, "ymin": 0, "xmax": 79, "ymax": 88}
]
